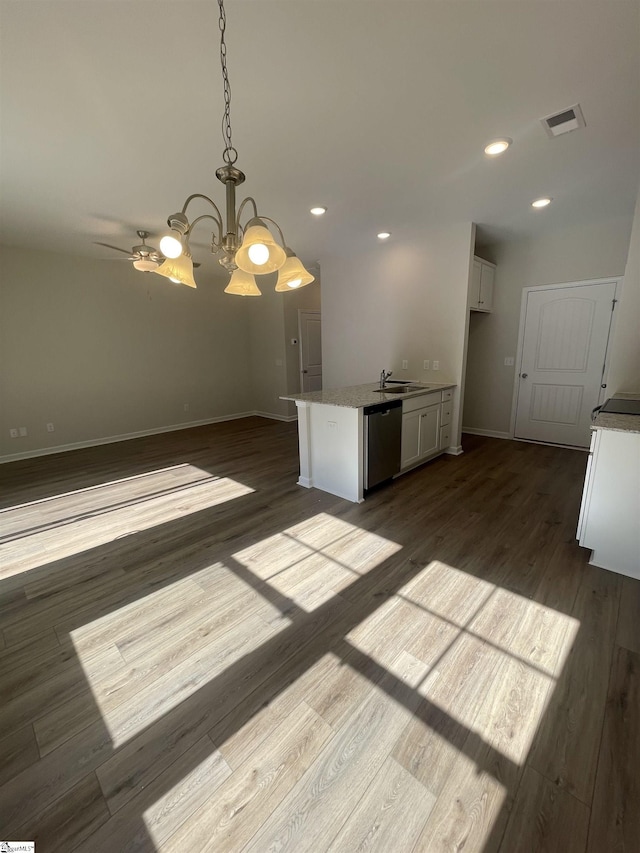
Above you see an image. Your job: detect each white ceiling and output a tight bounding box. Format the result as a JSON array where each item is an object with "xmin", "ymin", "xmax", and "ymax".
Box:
[{"xmin": 1, "ymin": 1, "xmax": 639, "ymax": 274}]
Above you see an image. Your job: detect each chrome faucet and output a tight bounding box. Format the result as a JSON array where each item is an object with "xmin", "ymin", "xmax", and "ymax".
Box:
[{"xmin": 380, "ymin": 369, "xmax": 392, "ymax": 389}]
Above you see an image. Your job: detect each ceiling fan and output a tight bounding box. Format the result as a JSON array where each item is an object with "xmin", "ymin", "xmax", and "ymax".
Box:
[
  {"xmin": 95, "ymin": 230, "xmax": 163, "ymax": 272},
  {"xmin": 95, "ymin": 230, "xmax": 202, "ymax": 274}
]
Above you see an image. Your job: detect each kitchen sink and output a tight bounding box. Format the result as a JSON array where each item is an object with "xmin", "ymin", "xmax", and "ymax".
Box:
[{"xmin": 373, "ymin": 384, "xmax": 427, "ymax": 394}]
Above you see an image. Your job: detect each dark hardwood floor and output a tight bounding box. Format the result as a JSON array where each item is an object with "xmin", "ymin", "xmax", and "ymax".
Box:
[{"xmin": 0, "ymin": 417, "xmax": 638, "ymax": 852}]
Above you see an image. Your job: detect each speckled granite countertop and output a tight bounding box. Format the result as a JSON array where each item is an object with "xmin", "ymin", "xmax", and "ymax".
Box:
[
  {"xmin": 281, "ymin": 382, "xmax": 456, "ymax": 410},
  {"xmin": 592, "ymin": 392, "xmax": 640, "ymax": 434}
]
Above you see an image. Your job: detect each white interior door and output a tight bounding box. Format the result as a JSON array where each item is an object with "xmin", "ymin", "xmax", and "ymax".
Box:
[
  {"xmin": 299, "ymin": 310, "xmax": 322, "ymax": 392},
  {"xmin": 514, "ymin": 281, "xmax": 616, "ymax": 447}
]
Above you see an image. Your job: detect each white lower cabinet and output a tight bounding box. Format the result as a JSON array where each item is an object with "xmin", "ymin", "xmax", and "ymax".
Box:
[
  {"xmin": 401, "ymin": 391, "xmax": 449, "ymax": 471},
  {"xmin": 577, "ymin": 426, "xmax": 640, "ymax": 578}
]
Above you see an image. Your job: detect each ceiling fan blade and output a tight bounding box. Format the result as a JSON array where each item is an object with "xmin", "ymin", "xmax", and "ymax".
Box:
[{"xmin": 94, "ymin": 241, "xmax": 134, "ymax": 255}]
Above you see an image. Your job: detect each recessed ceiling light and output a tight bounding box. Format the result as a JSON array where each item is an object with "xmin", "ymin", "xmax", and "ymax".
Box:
[
  {"xmin": 377, "ymin": 232, "xmax": 391, "ymax": 240},
  {"xmin": 484, "ymin": 138, "xmax": 512, "ymax": 156},
  {"xmin": 310, "ymin": 206, "xmax": 327, "ymax": 216},
  {"xmin": 531, "ymin": 197, "xmax": 552, "ymax": 208}
]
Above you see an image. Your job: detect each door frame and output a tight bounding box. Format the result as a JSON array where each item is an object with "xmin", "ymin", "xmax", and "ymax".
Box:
[
  {"xmin": 508, "ymin": 276, "xmax": 622, "ymax": 443},
  {"xmin": 298, "ymin": 309, "xmax": 322, "ymax": 393}
]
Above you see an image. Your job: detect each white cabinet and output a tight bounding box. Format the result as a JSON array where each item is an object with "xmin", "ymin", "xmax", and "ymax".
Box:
[
  {"xmin": 470, "ymin": 256, "xmax": 495, "ymax": 312},
  {"xmin": 401, "ymin": 391, "xmax": 449, "ymax": 471},
  {"xmin": 401, "ymin": 409, "xmax": 422, "ymax": 469},
  {"xmin": 440, "ymin": 393, "xmax": 452, "ymax": 449},
  {"xmin": 577, "ymin": 427, "xmax": 640, "ymax": 578}
]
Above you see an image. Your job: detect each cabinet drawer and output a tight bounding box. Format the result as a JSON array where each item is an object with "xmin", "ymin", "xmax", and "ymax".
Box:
[
  {"xmin": 442, "ymin": 388, "xmax": 453, "ymax": 402},
  {"xmin": 441, "ymin": 402, "xmax": 452, "ymax": 426},
  {"xmin": 439, "ymin": 424, "xmax": 451, "ymax": 450},
  {"xmin": 402, "ymin": 391, "xmax": 441, "ymax": 414}
]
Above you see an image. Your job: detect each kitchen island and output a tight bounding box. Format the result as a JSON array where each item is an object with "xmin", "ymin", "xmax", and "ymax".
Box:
[{"xmin": 282, "ymin": 382, "xmax": 456, "ymax": 502}]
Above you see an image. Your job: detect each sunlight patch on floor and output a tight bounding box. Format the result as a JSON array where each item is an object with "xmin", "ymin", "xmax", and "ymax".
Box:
[
  {"xmin": 349, "ymin": 559, "xmax": 579, "ymax": 766},
  {"xmin": 72, "ymin": 567, "xmax": 288, "ymax": 747},
  {"xmin": 0, "ymin": 466, "xmax": 254, "ymax": 579},
  {"xmin": 73, "ymin": 530, "xmax": 578, "ymax": 850},
  {"xmin": 231, "ymin": 513, "xmax": 402, "ymax": 612}
]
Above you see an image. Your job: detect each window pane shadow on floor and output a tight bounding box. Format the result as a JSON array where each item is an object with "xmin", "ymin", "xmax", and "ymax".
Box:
[{"xmin": 0, "ymin": 423, "xmax": 632, "ymax": 852}]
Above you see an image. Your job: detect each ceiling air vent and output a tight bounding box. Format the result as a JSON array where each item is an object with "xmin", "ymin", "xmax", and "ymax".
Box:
[{"xmin": 541, "ymin": 104, "xmax": 586, "ymax": 138}]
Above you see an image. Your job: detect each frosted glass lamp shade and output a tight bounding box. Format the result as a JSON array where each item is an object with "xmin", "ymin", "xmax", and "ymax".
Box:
[
  {"xmin": 152, "ymin": 254, "xmax": 197, "ymax": 288},
  {"xmin": 133, "ymin": 258, "xmax": 159, "ymax": 272},
  {"xmin": 235, "ymin": 219, "xmax": 286, "ymax": 274},
  {"xmin": 159, "ymin": 233, "xmax": 183, "ymax": 259},
  {"xmin": 274, "ymin": 252, "xmax": 315, "ymax": 291},
  {"xmin": 224, "ymin": 268, "xmax": 262, "ymax": 296}
]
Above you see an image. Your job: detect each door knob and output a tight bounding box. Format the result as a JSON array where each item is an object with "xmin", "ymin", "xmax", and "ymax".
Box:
[
  {"xmin": 302, "ymin": 369, "xmax": 308, "ymax": 373},
  {"xmin": 521, "ymin": 373, "xmax": 528, "ymax": 379}
]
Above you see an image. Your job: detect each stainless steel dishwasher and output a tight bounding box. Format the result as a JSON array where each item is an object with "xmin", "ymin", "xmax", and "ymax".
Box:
[{"xmin": 363, "ymin": 400, "xmax": 403, "ymax": 490}]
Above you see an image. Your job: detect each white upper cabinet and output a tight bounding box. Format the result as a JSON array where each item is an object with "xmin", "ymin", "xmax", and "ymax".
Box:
[{"xmin": 470, "ymin": 256, "xmax": 496, "ymax": 312}]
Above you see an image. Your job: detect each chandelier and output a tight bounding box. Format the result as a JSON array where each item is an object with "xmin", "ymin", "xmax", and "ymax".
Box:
[{"xmin": 153, "ymin": 0, "xmax": 314, "ymax": 297}]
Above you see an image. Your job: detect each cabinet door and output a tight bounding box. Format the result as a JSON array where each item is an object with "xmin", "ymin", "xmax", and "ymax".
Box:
[
  {"xmin": 439, "ymin": 423, "xmax": 451, "ymax": 450},
  {"xmin": 470, "ymin": 259, "xmax": 482, "ymax": 310},
  {"xmin": 401, "ymin": 410, "xmax": 422, "ymax": 469},
  {"xmin": 478, "ymin": 263, "xmax": 494, "ymax": 311},
  {"xmin": 419, "ymin": 403, "xmax": 440, "ymax": 459}
]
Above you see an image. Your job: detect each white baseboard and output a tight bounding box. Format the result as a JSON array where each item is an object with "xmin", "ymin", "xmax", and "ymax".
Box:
[
  {"xmin": 254, "ymin": 411, "xmax": 298, "ymax": 423},
  {"xmin": 462, "ymin": 427, "xmax": 512, "ymax": 440},
  {"xmin": 513, "ymin": 437, "xmax": 589, "ymax": 452},
  {"xmin": 297, "ymin": 476, "xmax": 313, "ymax": 488},
  {"xmin": 0, "ymin": 410, "xmax": 294, "ymax": 464},
  {"xmin": 445, "ymin": 445, "xmax": 464, "ymax": 456}
]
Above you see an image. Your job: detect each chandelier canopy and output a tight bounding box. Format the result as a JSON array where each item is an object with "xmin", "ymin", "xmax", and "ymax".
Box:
[{"xmin": 154, "ymin": 0, "xmax": 313, "ymax": 296}]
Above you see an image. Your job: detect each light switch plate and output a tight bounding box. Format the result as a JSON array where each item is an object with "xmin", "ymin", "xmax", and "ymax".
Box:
[
  {"xmin": 402, "ymin": 359, "xmax": 408, "ymax": 370},
  {"xmin": 504, "ymin": 357, "xmax": 515, "ymax": 366},
  {"xmin": 432, "ymin": 360, "xmax": 440, "ymax": 370},
  {"xmin": 423, "ymin": 360, "xmax": 430, "ymax": 370}
]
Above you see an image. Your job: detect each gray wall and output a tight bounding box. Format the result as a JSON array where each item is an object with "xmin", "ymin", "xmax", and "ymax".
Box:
[
  {"xmin": 0, "ymin": 246, "xmax": 281, "ymax": 459},
  {"xmin": 608, "ymin": 186, "xmax": 640, "ymax": 393},
  {"xmin": 321, "ymin": 222, "xmax": 475, "ymax": 449},
  {"xmin": 463, "ymin": 214, "xmax": 635, "ymax": 436}
]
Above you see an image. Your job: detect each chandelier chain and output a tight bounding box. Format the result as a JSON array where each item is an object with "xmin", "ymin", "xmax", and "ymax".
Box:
[{"xmin": 218, "ymin": 0, "xmax": 237, "ymax": 165}]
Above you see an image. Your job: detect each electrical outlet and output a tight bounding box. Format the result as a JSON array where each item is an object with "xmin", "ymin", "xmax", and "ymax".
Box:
[
  {"xmin": 402, "ymin": 359, "xmax": 408, "ymax": 370},
  {"xmin": 504, "ymin": 357, "xmax": 515, "ymax": 366},
  {"xmin": 423, "ymin": 360, "xmax": 430, "ymax": 370},
  {"xmin": 9, "ymin": 428, "xmax": 18, "ymax": 439},
  {"xmin": 183, "ymin": 403, "xmax": 189, "ymax": 412},
  {"xmin": 19, "ymin": 427, "xmax": 27, "ymax": 437},
  {"xmin": 46, "ymin": 423, "xmax": 54, "ymax": 432},
  {"xmin": 432, "ymin": 360, "xmax": 440, "ymax": 370},
  {"xmin": 328, "ymin": 421, "xmax": 337, "ymax": 430}
]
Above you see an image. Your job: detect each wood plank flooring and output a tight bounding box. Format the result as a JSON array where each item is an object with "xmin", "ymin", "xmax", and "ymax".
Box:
[{"xmin": 0, "ymin": 417, "xmax": 638, "ymax": 852}]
